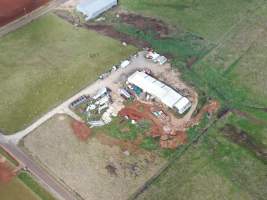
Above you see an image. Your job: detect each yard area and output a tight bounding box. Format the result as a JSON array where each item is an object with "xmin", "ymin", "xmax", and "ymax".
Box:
[
  {"xmin": 22, "ymin": 114, "xmax": 166, "ymax": 200},
  {"xmin": 0, "ymin": 13, "xmax": 136, "ymax": 134},
  {"xmin": 120, "ymin": 0, "xmax": 265, "ymax": 41},
  {"xmin": 136, "ymin": 120, "xmax": 267, "ymax": 200}
]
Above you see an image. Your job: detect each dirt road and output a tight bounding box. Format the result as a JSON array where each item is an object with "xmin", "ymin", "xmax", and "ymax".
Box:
[{"xmin": 0, "ymin": 0, "xmax": 68, "ymax": 37}]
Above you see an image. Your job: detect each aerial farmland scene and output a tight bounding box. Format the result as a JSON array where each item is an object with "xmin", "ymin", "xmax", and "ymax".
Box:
[{"xmin": 0, "ymin": 0, "xmax": 266, "ymax": 200}]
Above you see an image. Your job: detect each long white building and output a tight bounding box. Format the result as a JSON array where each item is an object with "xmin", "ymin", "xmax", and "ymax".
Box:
[
  {"xmin": 77, "ymin": 0, "xmax": 117, "ymax": 21},
  {"xmin": 128, "ymin": 71, "xmax": 191, "ymax": 114}
]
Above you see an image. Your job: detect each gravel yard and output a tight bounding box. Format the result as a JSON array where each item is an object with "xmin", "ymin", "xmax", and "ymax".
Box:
[{"xmin": 23, "ymin": 114, "xmax": 166, "ymax": 200}]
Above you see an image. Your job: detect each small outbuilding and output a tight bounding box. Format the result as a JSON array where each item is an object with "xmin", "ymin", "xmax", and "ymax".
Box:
[{"xmin": 77, "ymin": 0, "xmax": 117, "ymax": 21}]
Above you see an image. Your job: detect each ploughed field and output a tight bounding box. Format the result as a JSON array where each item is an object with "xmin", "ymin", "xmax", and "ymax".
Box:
[
  {"xmin": 0, "ymin": 14, "xmax": 136, "ymax": 134},
  {"xmin": 0, "ymin": 0, "xmax": 50, "ymax": 27}
]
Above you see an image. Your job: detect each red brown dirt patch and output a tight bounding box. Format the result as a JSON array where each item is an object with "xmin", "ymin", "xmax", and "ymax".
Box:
[
  {"xmin": 187, "ymin": 100, "xmax": 220, "ymax": 127},
  {"xmin": 118, "ymin": 101, "xmax": 187, "ymax": 149},
  {"xmin": 71, "ymin": 120, "xmax": 92, "ymax": 141},
  {"xmin": 118, "ymin": 101, "xmax": 164, "ymax": 138},
  {"xmin": 0, "ymin": 160, "xmax": 15, "ymax": 183},
  {"xmin": 0, "ymin": 0, "xmax": 50, "ymax": 27}
]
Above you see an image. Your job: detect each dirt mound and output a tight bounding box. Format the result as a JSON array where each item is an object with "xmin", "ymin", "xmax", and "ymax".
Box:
[
  {"xmin": 187, "ymin": 100, "xmax": 220, "ymax": 127},
  {"xmin": 119, "ymin": 13, "xmax": 170, "ymax": 38},
  {"xmin": 71, "ymin": 120, "xmax": 92, "ymax": 141},
  {"xmin": 0, "ymin": 0, "xmax": 50, "ymax": 27},
  {"xmin": 160, "ymin": 131, "xmax": 187, "ymax": 149},
  {"xmin": 0, "ymin": 161, "xmax": 15, "ymax": 183},
  {"xmin": 85, "ymin": 24, "xmax": 150, "ymax": 48}
]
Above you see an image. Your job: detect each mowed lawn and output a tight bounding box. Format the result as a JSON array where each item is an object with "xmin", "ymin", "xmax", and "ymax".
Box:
[
  {"xmin": 0, "ymin": 14, "xmax": 136, "ymax": 134},
  {"xmin": 137, "ymin": 124, "xmax": 267, "ymax": 200},
  {"xmin": 120, "ymin": 0, "xmax": 264, "ymax": 41},
  {"xmin": 0, "ymin": 178, "xmax": 39, "ymax": 200}
]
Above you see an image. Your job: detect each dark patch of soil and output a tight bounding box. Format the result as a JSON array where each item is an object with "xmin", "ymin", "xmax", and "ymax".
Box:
[
  {"xmin": 55, "ymin": 10, "xmax": 150, "ymax": 48},
  {"xmin": 105, "ymin": 164, "xmax": 118, "ymax": 176},
  {"xmin": 220, "ymin": 124, "xmax": 267, "ymax": 163},
  {"xmin": 186, "ymin": 56, "xmax": 198, "ymax": 69},
  {"xmin": 85, "ymin": 24, "xmax": 150, "ymax": 48},
  {"xmin": 118, "ymin": 13, "xmax": 170, "ymax": 38},
  {"xmin": 217, "ymin": 107, "xmax": 230, "ymax": 119}
]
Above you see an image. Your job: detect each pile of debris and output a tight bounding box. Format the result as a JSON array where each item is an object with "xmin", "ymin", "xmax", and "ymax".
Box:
[
  {"xmin": 118, "ymin": 101, "xmax": 185, "ymax": 149},
  {"xmin": 145, "ymin": 50, "xmax": 167, "ymax": 65},
  {"xmin": 160, "ymin": 131, "xmax": 187, "ymax": 149},
  {"xmin": 70, "ymin": 87, "xmax": 117, "ymax": 127}
]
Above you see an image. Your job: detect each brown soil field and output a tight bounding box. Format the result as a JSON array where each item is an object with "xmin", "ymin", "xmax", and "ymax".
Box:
[
  {"xmin": 118, "ymin": 13, "xmax": 170, "ymax": 38},
  {"xmin": 0, "ymin": 0, "xmax": 50, "ymax": 27}
]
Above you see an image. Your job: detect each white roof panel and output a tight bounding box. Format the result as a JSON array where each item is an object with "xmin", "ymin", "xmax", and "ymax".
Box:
[
  {"xmin": 174, "ymin": 97, "xmax": 191, "ymax": 114},
  {"xmin": 128, "ymin": 71, "xmax": 188, "ymax": 109}
]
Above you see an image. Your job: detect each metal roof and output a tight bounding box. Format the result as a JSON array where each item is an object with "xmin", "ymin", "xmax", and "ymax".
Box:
[
  {"xmin": 128, "ymin": 71, "xmax": 189, "ymax": 110},
  {"xmin": 77, "ymin": 0, "xmax": 117, "ymax": 20}
]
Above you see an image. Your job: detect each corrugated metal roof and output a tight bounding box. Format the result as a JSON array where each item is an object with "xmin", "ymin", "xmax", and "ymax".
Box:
[
  {"xmin": 128, "ymin": 71, "xmax": 186, "ymax": 108},
  {"xmin": 128, "ymin": 71, "xmax": 191, "ymax": 113},
  {"xmin": 77, "ymin": 0, "xmax": 117, "ymax": 20},
  {"xmin": 174, "ymin": 97, "xmax": 191, "ymax": 114}
]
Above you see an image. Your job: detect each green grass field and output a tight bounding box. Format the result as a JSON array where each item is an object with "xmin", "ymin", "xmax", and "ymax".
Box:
[
  {"xmin": 120, "ymin": 0, "xmax": 265, "ymax": 41},
  {"xmin": 137, "ymin": 121, "xmax": 267, "ymax": 200},
  {"xmin": 0, "ymin": 14, "xmax": 136, "ymax": 134},
  {"xmin": 193, "ymin": 3, "xmax": 267, "ymax": 108},
  {"xmin": 111, "ymin": 1, "xmax": 267, "ymax": 199},
  {"xmin": 18, "ymin": 171, "xmax": 55, "ymax": 200}
]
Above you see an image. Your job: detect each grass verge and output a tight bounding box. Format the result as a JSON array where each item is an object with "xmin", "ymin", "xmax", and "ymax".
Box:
[{"xmin": 18, "ymin": 171, "xmax": 55, "ymax": 200}]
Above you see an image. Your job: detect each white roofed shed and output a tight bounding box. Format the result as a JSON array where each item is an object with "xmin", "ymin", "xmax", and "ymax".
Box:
[
  {"xmin": 127, "ymin": 71, "xmax": 191, "ymax": 114},
  {"xmin": 77, "ymin": 0, "xmax": 117, "ymax": 21}
]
